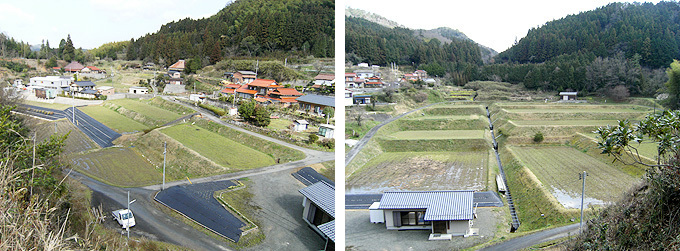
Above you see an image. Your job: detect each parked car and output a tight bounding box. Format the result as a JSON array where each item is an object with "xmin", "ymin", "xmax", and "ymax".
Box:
[{"xmin": 112, "ymin": 209, "xmax": 136, "ymax": 228}]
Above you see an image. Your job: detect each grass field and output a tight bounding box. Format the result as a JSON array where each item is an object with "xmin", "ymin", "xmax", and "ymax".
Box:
[
  {"xmin": 31, "ymin": 119, "xmax": 98, "ymax": 154},
  {"xmin": 266, "ymin": 118, "xmax": 291, "ymax": 131},
  {"xmin": 347, "ymin": 151, "xmax": 488, "ymax": 193},
  {"xmin": 509, "ymin": 120, "xmax": 619, "ymax": 126},
  {"xmin": 504, "ymin": 108, "xmax": 649, "ymax": 113},
  {"xmin": 509, "ymin": 146, "xmax": 639, "ymax": 208},
  {"xmin": 161, "ymin": 124, "xmax": 275, "ymax": 170},
  {"xmin": 387, "ymin": 130, "xmax": 485, "ymax": 140},
  {"xmin": 70, "ymin": 147, "xmax": 161, "ymax": 187},
  {"xmin": 107, "ymin": 99, "xmax": 184, "ymax": 125},
  {"xmin": 404, "ymin": 114, "xmax": 481, "ymax": 120},
  {"xmin": 78, "ymin": 105, "xmax": 148, "ymax": 133}
]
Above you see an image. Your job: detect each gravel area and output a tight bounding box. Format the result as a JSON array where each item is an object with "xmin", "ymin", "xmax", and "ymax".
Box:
[
  {"xmin": 244, "ymin": 168, "xmax": 326, "ymax": 251},
  {"xmin": 345, "ymin": 208, "xmax": 504, "ymax": 251}
]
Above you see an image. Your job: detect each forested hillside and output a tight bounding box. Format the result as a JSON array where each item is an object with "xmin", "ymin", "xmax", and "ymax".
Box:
[
  {"xmin": 346, "ymin": 16, "xmax": 483, "ymax": 82},
  {"xmin": 497, "ymin": 2, "xmax": 680, "ymax": 68},
  {"xmin": 126, "ymin": 0, "xmax": 334, "ymax": 66}
]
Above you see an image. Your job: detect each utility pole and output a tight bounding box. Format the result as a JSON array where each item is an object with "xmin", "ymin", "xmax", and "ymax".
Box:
[
  {"xmin": 579, "ymin": 171, "xmax": 587, "ymax": 233},
  {"xmin": 162, "ymin": 141, "xmax": 167, "ymax": 190},
  {"xmin": 127, "ymin": 191, "xmax": 136, "ymax": 240}
]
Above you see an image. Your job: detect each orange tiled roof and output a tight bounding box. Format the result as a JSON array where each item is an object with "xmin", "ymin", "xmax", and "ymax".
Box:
[
  {"xmin": 236, "ymin": 89, "xmax": 257, "ymax": 94},
  {"xmin": 225, "ymin": 84, "xmax": 241, "ymax": 89},
  {"xmin": 315, "ymin": 74, "xmax": 335, "ymax": 81},
  {"xmin": 86, "ymin": 66, "xmax": 101, "ymax": 71},
  {"xmin": 221, "ymin": 88, "xmax": 235, "ymax": 94},
  {"xmin": 365, "ymin": 81, "xmax": 383, "ymax": 85},
  {"xmin": 254, "ymin": 97, "xmax": 269, "ymax": 103},
  {"xmin": 272, "ymin": 88, "xmax": 303, "ymax": 96},
  {"xmin": 247, "ymin": 79, "xmax": 277, "ymax": 87}
]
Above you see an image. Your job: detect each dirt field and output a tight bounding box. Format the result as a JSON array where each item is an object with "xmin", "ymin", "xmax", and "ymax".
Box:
[{"xmin": 346, "ymin": 151, "xmax": 488, "ymax": 193}]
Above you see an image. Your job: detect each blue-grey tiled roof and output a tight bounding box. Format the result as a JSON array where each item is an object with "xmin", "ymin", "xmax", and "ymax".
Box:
[
  {"xmin": 74, "ymin": 81, "xmax": 96, "ymax": 87},
  {"xmin": 80, "ymin": 89, "xmax": 98, "ymax": 94},
  {"xmin": 318, "ymin": 220, "xmax": 335, "ymax": 242},
  {"xmin": 378, "ymin": 191, "xmax": 474, "ymax": 221},
  {"xmin": 296, "ymin": 94, "xmax": 335, "ymax": 107},
  {"xmin": 299, "ymin": 180, "xmax": 335, "ymax": 217}
]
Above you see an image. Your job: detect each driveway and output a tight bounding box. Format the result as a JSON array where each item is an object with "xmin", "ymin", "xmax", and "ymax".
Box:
[{"xmin": 345, "ymin": 208, "xmax": 504, "ymax": 251}]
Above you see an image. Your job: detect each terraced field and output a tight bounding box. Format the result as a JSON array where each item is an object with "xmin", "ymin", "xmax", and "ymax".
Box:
[
  {"xmin": 510, "ymin": 120, "xmax": 619, "ymax": 126},
  {"xmin": 70, "ymin": 147, "xmax": 161, "ymax": 187},
  {"xmin": 346, "ymin": 151, "xmax": 488, "ymax": 193},
  {"xmin": 161, "ymin": 124, "xmax": 275, "ymax": 170},
  {"xmin": 107, "ymin": 98, "xmax": 186, "ymax": 125},
  {"xmin": 509, "ymin": 146, "xmax": 638, "ymax": 208},
  {"xmin": 387, "ymin": 130, "xmax": 485, "ymax": 139},
  {"xmin": 32, "ymin": 119, "xmax": 98, "ymax": 154}
]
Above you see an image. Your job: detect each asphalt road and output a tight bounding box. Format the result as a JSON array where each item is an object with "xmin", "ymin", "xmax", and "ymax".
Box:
[
  {"xmin": 16, "ymin": 104, "xmax": 67, "ymax": 120},
  {"xmin": 63, "ymin": 107, "xmax": 121, "ymax": 148},
  {"xmin": 292, "ymin": 166, "xmax": 334, "ymax": 186},
  {"xmin": 480, "ymin": 223, "xmax": 581, "ymax": 251}
]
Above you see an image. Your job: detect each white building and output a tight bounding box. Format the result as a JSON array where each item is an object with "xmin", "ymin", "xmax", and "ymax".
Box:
[
  {"xmin": 29, "ymin": 76, "xmax": 72, "ymax": 93},
  {"xmin": 129, "ymin": 86, "xmax": 149, "ymax": 94}
]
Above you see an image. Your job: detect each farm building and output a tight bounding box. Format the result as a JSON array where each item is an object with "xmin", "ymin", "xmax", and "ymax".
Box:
[
  {"xmin": 299, "ymin": 181, "xmax": 335, "ymax": 251},
  {"xmin": 34, "ymin": 88, "xmax": 57, "ymax": 99},
  {"xmin": 296, "ymin": 94, "xmax": 335, "ymax": 117},
  {"xmin": 317, "ymin": 124, "xmax": 335, "ymax": 138},
  {"xmin": 293, "ymin": 120, "xmax": 309, "ymax": 132},
  {"xmin": 559, "ymin": 92, "xmax": 578, "ymax": 101},
  {"xmin": 373, "ymin": 191, "xmax": 476, "ymax": 240},
  {"xmin": 129, "ymin": 86, "xmax": 149, "ymax": 94}
]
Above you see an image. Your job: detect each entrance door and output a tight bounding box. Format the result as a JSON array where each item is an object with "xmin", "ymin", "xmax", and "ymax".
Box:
[{"xmin": 432, "ymin": 221, "xmax": 447, "ymax": 234}]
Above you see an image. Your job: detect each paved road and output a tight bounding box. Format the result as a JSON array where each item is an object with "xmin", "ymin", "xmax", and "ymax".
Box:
[
  {"xmin": 64, "ymin": 107, "xmax": 121, "ymax": 148},
  {"xmin": 292, "ymin": 166, "xmax": 334, "ymax": 186},
  {"xmin": 480, "ymin": 223, "xmax": 581, "ymax": 251},
  {"xmin": 345, "ymin": 102, "xmax": 444, "ymax": 166},
  {"xmin": 70, "ymin": 170, "xmax": 235, "ymax": 251},
  {"xmin": 16, "ymin": 104, "xmax": 66, "ymax": 120}
]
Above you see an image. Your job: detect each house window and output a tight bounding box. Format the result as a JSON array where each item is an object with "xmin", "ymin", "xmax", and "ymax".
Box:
[{"xmin": 400, "ymin": 211, "xmax": 427, "ymax": 226}]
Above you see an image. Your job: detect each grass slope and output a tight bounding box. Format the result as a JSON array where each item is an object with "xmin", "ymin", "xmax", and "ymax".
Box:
[
  {"xmin": 70, "ymin": 147, "xmax": 160, "ymax": 187},
  {"xmin": 161, "ymin": 124, "xmax": 275, "ymax": 170},
  {"xmin": 78, "ymin": 105, "xmax": 148, "ymax": 133}
]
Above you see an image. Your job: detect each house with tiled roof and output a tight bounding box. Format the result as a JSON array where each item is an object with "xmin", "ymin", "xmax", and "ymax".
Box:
[
  {"xmin": 299, "ymin": 181, "xmax": 335, "ymax": 251},
  {"xmin": 233, "ymin": 70, "xmax": 257, "ymax": 84},
  {"xmin": 63, "ymin": 61, "xmax": 85, "ymax": 73},
  {"xmin": 296, "ymin": 94, "xmax": 335, "ymax": 117},
  {"xmin": 69, "ymin": 81, "xmax": 98, "ymax": 99},
  {"xmin": 371, "ymin": 190, "xmax": 476, "ymax": 240},
  {"xmin": 268, "ymin": 88, "xmax": 303, "ymax": 104},
  {"xmin": 220, "ymin": 83, "xmax": 242, "ymax": 96},
  {"xmin": 234, "ymin": 79, "xmax": 279, "ymax": 99},
  {"xmin": 81, "ymin": 66, "xmax": 104, "ymax": 74},
  {"xmin": 364, "ymin": 76, "xmax": 384, "ymax": 88},
  {"xmin": 168, "ymin": 60, "xmax": 186, "ymax": 71},
  {"xmin": 313, "ymin": 74, "xmax": 335, "ymax": 86}
]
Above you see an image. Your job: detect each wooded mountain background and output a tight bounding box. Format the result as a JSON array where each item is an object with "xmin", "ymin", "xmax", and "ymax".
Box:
[
  {"xmin": 347, "ymin": 2, "xmax": 680, "ymax": 98},
  {"xmin": 0, "ymin": 0, "xmax": 334, "ymax": 68}
]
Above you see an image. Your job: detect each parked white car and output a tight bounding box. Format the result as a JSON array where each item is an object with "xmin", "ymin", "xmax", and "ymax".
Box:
[{"xmin": 112, "ymin": 209, "xmax": 136, "ymax": 228}]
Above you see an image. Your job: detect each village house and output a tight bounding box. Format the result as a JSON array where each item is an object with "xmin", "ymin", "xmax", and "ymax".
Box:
[
  {"xmin": 403, "ymin": 73, "xmax": 418, "ymax": 82},
  {"xmin": 296, "ymin": 94, "xmax": 335, "ymax": 116},
  {"xmin": 354, "ymin": 69, "xmax": 376, "ymax": 79},
  {"xmin": 313, "ymin": 74, "xmax": 335, "ymax": 86},
  {"xmin": 220, "ymin": 83, "xmax": 242, "ymax": 96},
  {"xmin": 168, "ymin": 70, "xmax": 183, "ymax": 85},
  {"xmin": 80, "ymin": 66, "xmax": 105, "ymax": 74},
  {"xmin": 363, "ymin": 76, "xmax": 384, "ymax": 88},
  {"xmin": 345, "ymin": 73, "xmax": 365, "ymax": 88},
  {"xmin": 353, "ymin": 94, "xmax": 372, "ymax": 105},
  {"xmin": 63, "ymin": 61, "xmax": 85, "ymax": 73},
  {"xmin": 317, "ymin": 124, "xmax": 335, "ymax": 138},
  {"xmin": 69, "ymin": 81, "xmax": 98, "ymax": 99},
  {"xmin": 233, "ymin": 70, "xmax": 257, "ymax": 84},
  {"xmin": 267, "ymin": 87, "xmax": 303, "ymax": 105},
  {"xmin": 235, "ymin": 79, "xmax": 281, "ymax": 99},
  {"xmin": 29, "ymin": 76, "xmax": 72, "ymax": 93},
  {"xmin": 299, "ymin": 181, "xmax": 335, "ymax": 251},
  {"xmin": 371, "ymin": 190, "xmax": 476, "ymax": 240},
  {"xmin": 415, "ymin": 69, "xmax": 428, "ymax": 80},
  {"xmin": 168, "ymin": 60, "xmax": 186, "ymax": 72},
  {"xmin": 97, "ymin": 86, "xmax": 115, "ymax": 96}
]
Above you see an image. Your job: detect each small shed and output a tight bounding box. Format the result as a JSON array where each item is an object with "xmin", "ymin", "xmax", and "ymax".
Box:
[
  {"xmin": 559, "ymin": 92, "xmax": 577, "ymax": 101},
  {"xmin": 129, "ymin": 86, "xmax": 149, "ymax": 94},
  {"xmin": 369, "ymin": 202, "xmax": 384, "ymax": 223},
  {"xmin": 353, "ymin": 94, "xmax": 371, "ymax": 105},
  {"xmin": 294, "ymin": 120, "xmax": 309, "ymax": 132},
  {"xmin": 317, "ymin": 124, "xmax": 334, "ymax": 138}
]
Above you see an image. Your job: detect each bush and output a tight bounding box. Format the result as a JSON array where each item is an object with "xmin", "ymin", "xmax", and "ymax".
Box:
[
  {"xmin": 318, "ymin": 138, "xmax": 334, "ymax": 149},
  {"xmin": 308, "ymin": 134, "xmax": 319, "ymax": 144},
  {"xmin": 533, "ymin": 132, "xmax": 544, "ymax": 143}
]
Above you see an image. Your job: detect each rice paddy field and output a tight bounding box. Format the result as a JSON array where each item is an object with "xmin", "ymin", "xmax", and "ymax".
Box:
[
  {"xmin": 107, "ymin": 98, "xmax": 186, "ymax": 125},
  {"xmin": 70, "ymin": 147, "xmax": 161, "ymax": 187},
  {"xmin": 31, "ymin": 119, "xmax": 99, "ymax": 154},
  {"xmin": 509, "ymin": 146, "xmax": 638, "ymax": 208},
  {"xmin": 347, "ymin": 103, "xmax": 491, "ymax": 192}
]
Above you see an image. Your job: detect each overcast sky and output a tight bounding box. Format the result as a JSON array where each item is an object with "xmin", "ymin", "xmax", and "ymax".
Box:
[
  {"xmin": 345, "ymin": 0, "xmax": 663, "ymax": 52},
  {"xmin": 0, "ymin": 0, "xmax": 228, "ymax": 49}
]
